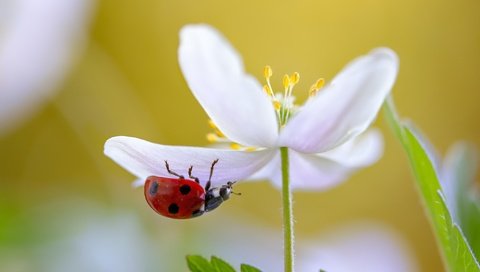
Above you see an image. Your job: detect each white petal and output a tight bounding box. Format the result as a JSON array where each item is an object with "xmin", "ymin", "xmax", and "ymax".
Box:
[
  {"xmin": 249, "ymin": 150, "xmax": 347, "ymax": 190},
  {"xmin": 319, "ymin": 128, "xmax": 383, "ymax": 168},
  {"xmin": 0, "ymin": 0, "xmax": 94, "ymax": 135},
  {"xmin": 279, "ymin": 48, "xmax": 398, "ymax": 153},
  {"xmin": 288, "ymin": 151, "xmax": 352, "ymax": 190},
  {"xmin": 104, "ymin": 136, "xmax": 275, "ymax": 187},
  {"xmin": 250, "ymin": 144, "xmax": 381, "ymax": 191},
  {"xmin": 178, "ymin": 24, "xmax": 278, "ymax": 147},
  {"xmin": 248, "ymin": 150, "xmax": 280, "ymax": 181}
]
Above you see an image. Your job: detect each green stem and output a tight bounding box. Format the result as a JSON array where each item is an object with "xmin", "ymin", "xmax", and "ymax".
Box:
[{"xmin": 280, "ymin": 147, "xmax": 294, "ymax": 272}]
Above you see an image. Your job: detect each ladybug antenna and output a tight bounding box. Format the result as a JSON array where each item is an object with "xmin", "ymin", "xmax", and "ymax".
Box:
[
  {"xmin": 227, "ymin": 181, "xmax": 241, "ymax": 196},
  {"xmin": 232, "ymin": 191, "xmax": 242, "ymax": 196}
]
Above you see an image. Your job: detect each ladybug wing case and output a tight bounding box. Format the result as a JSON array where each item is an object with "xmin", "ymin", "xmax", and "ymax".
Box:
[{"xmin": 144, "ymin": 176, "xmax": 206, "ymax": 219}]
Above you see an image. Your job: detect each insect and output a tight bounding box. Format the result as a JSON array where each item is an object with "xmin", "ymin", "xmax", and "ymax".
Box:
[{"xmin": 144, "ymin": 159, "xmax": 239, "ymax": 219}]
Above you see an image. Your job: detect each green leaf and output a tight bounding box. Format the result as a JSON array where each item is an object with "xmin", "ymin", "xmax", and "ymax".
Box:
[
  {"xmin": 186, "ymin": 255, "xmax": 216, "ymax": 272},
  {"xmin": 211, "ymin": 256, "xmax": 236, "ymax": 272},
  {"xmin": 240, "ymin": 263, "xmax": 262, "ymax": 272},
  {"xmin": 383, "ymin": 97, "xmax": 480, "ymax": 271},
  {"xmin": 438, "ymin": 192, "xmax": 480, "ymax": 271},
  {"xmin": 444, "ymin": 143, "xmax": 480, "ymax": 260},
  {"xmin": 186, "ymin": 255, "xmax": 261, "ymax": 272}
]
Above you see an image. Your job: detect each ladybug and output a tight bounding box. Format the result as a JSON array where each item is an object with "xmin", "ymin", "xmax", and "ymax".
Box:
[{"xmin": 144, "ymin": 159, "xmax": 239, "ymax": 219}]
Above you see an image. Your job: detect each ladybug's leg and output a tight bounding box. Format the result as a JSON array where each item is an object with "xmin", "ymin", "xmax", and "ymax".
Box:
[
  {"xmin": 188, "ymin": 166, "xmax": 200, "ymax": 184},
  {"xmin": 164, "ymin": 160, "xmax": 184, "ymax": 179},
  {"xmin": 205, "ymin": 159, "xmax": 219, "ymax": 191}
]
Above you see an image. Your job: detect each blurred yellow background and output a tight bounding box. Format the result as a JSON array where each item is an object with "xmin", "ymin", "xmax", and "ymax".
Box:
[{"xmin": 1, "ymin": 0, "xmax": 479, "ymax": 271}]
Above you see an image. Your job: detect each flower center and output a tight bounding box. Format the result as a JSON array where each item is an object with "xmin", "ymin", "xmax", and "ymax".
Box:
[
  {"xmin": 263, "ymin": 65, "xmax": 325, "ymax": 127},
  {"xmin": 206, "ymin": 66, "xmax": 325, "ymax": 151}
]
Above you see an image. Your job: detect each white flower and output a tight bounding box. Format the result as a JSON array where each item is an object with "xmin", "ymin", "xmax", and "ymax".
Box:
[
  {"xmin": 0, "ymin": 0, "xmax": 94, "ymax": 135},
  {"xmin": 104, "ymin": 24, "xmax": 398, "ymax": 190}
]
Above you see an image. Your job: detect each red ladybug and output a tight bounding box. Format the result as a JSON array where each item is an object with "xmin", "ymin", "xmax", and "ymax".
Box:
[{"xmin": 144, "ymin": 159, "xmax": 239, "ymax": 219}]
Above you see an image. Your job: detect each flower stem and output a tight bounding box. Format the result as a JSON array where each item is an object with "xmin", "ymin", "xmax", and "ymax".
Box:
[{"xmin": 280, "ymin": 146, "xmax": 294, "ymax": 272}]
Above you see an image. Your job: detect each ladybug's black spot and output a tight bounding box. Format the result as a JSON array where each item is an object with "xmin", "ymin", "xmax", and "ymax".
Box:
[
  {"xmin": 149, "ymin": 181, "xmax": 158, "ymax": 196},
  {"xmin": 168, "ymin": 203, "xmax": 179, "ymax": 214},
  {"xmin": 179, "ymin": 184, "xmax": 191, "ymax": 195}
]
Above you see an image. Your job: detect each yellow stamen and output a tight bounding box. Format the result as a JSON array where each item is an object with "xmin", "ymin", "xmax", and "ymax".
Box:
[
  {"xmin": 290, "ymin": 72, "xmax": 300, "ymax": 85},
  {"xmin": 208, "ymin": 119, "xmax": 225, "ymax": 137},
  {"xmin": 264, "ymin": 65, "xmax": 272, "ymax": 79},
  {"xmin": 309, "ymin": 78, "xmax": 325, "ymax": 97},
  {"xmin": 245, "ymin": 147, "xmax": 257, "ymax": 152},
  {"xmin": 230, "ymin": 143, "xmax": 241, "ymax": 150},
  {"xmin": 283, "ymin": 74, "xmax": 290, "ymax": 89},
  {"xmin": 214, "ymin": 129, "xmax": 225, "ymax": 138},
  {"xmin": 315, "ymin": 78, "xmax": 325, "ymax": 89},
  {"xmin": 206, "ymin": 133, "xmax": 218, "ymax": 143},
  {"xmin": 263, "ymin": 85, "xmax": 272, "ymax": 96},
  {"xmin": 273, "ymin": 101, "xmax": 282, "ymax": 110},
  {"xmin": 207, "ymin": 119, "xmax": 217, "ymax": 129}
]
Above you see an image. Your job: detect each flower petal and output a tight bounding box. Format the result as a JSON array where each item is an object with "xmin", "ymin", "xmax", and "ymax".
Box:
[
  {"xmin": 0, "ymin": 0, "xmax": 93, "ymax": 135},
  {"xmin": 288, "ymin": 151, "xmax": 352, "ymax": 190},
  {"xmin": 104, "ymin": 136, "xmax": 275, "ymax": 187},
  {"xmin": 319, "ymin": 128, "xmax": 383, "ymax": 168},
  {"xmin": 279, "ymin": 48, "xmax": 398, "ymax": 153},
  {"xmin": 247, "ymin": 150, "xmax": 280, "ymax": 181},
  {"xmin": 250, "ymin": 142, "xmax": 381, "ymax": 191},
  {"xmin": 178, "ymin": 24, "xmax": 278, "ymax": 147},
  {"xmin": 248, "ymin": 150, "xmax": 346, "ymax": 190}
]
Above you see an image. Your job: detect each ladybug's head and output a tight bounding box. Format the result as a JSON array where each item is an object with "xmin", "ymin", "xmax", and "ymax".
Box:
[
  {"xmin": 219, "ymin": 181, "xmax": 241, "ymax": 201},
  {"xmin": 204, "ymin": 181, "xmax": 241, "ymax": 213}
]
